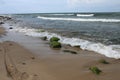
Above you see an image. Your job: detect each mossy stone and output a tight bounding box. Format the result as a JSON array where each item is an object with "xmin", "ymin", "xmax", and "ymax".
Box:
[
  {"xmin": 41, "ymin": 36, "xmax": 47, "ymax": 40},
  {"xmin": 50, "ymin": 41, "xmax": 61, "ymax": 48},
  {"xmin": 50, "ymin": 37, "xmax": 60, "ymax": 42}
]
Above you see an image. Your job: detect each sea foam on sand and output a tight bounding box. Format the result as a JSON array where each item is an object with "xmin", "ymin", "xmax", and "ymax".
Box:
[{"xmin": 10, "ymin": 27, "xmax": 120, "ymax": 59}]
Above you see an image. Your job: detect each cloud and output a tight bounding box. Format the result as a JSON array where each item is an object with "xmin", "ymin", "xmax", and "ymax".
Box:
[
  {"xmin": 67, "ymin": 0, "xmax": 109, "ymax": 7},
  {"xmin": 67, "ymin": 0, "xmax": 103, "ymax": 7},
  {"xmin": 66, "ymin": 0, "xmax": 120, "ymax": 12},
  {"xmin": 0, "ymin": 0, "xmax": 120, "ymax": 13},
  {"xmin": 0, "ymin": 0, "xmax": 69, "ymax": 13},
  {"xmin": 0, "ymin": 0, "xmax": 5, "ymax": 4}
]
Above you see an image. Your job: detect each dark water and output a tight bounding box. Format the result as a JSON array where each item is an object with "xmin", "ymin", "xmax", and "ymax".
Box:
[{"xmin": 11, "ymin": 12, "xmax": 120, "ymax": 45}]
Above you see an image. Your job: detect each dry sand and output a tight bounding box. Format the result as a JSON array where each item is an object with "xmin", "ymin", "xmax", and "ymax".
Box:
[{"xmin": 0, "ymin": 22, "xmax": 120, "ymax": 80}]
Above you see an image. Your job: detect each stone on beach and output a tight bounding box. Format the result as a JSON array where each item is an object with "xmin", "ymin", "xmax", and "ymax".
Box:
[
  {"xmin": 50, "ymin": 41, "xmax": 61, "ymax": 48},
  {"xmin": 50, "ymin": 37, "xmax": 60, "ymax": 42}
]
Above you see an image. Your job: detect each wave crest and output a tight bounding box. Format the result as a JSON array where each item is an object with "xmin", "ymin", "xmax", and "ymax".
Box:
[
  {"xmin": 11, "ymin": 27, "xmax": 120, "ymax": 59},
  {"xmin": 49, "ymin": 14, "xmax": 73, "ymax": 16},
  {"xmin": 37, "ymin": 16, "xmax": 120, "ymax": 22},
  {"xmin": 76, "ymin": 14, "xmax": 94, "ymax": 17}
]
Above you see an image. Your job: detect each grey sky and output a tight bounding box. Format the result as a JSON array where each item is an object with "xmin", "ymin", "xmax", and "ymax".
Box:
[{"xmin": 0, "ymin": 0, "xmax": 120, "ymax": 13}]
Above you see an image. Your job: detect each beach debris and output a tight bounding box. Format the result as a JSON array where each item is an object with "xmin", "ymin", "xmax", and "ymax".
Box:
[
  {"xmin": 22, "ymin": 62, "xmax": 26, "ymax": 65},
  {"xmin": 0, "ymin": 22, "xmax": 4, "ymax": 24},
  {"xmin": 50, "ymin": 37, "xmax": 60, "ymax": 42},
  {"xmin": 63, "ymin": 49, "xmax": 77, "ymax": 54},
  {"xmin": 73, "ymin": 45, "xmax": 80, "ymax": 48},
  {"xmin": 50, "ymin": 41, "xmax": 61, "ymax": 48},
  {"xmin": 34, "ymin": 74, "xmax": 38, "ymax": 76},
  {"xmin": 9, "ymin": 27, "xmax": 13, "ymax": 29},
  {"xmin": 31, "ymin": 56, "xmax": 35, "ymax": 60},
  {"xmin": 98, "ymin": 59, "xmax": 109, "ymax": 64},
  {"xmin": 89, "ymin": 66, "xmax": 102, "ymax": 75},
  {"xmin": 9, "ymin": 43, "xmax": 13, "ymax": 46},
  {"xmin": 6, "ymin": 17, "xmax": 12, "ymax": 20}
]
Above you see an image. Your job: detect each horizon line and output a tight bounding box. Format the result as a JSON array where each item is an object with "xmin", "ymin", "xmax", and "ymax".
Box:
[{"xmin": 0, "ymin": 11, "xmax": 120, "ymax": 15}]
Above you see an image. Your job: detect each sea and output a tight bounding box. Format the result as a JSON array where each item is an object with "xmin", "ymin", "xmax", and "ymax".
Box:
[{"xmin": 9, "ymin": 12, "xmax": 120, "ymax": 59}]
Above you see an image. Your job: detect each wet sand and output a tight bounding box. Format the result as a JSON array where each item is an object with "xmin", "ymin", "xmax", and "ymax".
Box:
[
  {"xmin": 0, "ymin": 26, "xmax": 6, "ymax": 35},
  {"xmin": 0, "ymin": 20, "xmax": 120, "ymax": 80}
]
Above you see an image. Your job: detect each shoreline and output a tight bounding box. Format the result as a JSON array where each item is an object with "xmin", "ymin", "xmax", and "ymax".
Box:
[
  {"xmin": 6, "ymin": 17, "xmax": 120, "ymax": 59},
  {"xmin": 0, "ymin": 16, "xmax": 120, "ymax": 80}
]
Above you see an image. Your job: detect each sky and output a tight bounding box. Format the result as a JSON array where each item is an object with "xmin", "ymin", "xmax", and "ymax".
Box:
[{"xmin": 0, "ymin": 0, "xmax": 120, "ymax": 14}]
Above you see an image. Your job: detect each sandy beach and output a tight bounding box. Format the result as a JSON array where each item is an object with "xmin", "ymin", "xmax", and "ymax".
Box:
[{"xmin": 0, "ymin": 16, "xmax": 120, "ymax": 80}]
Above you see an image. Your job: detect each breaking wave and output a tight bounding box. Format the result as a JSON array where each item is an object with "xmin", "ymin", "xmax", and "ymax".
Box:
[
  {"xmin": 76, "ymin": 14, "xmax": 94, "ymax": 17},
  {"xmin": 49, "ymin": 14, "xmax": 73, "ymax": 16},
  {"xmin": 10, "ymin": 27, "xmax": 120, "ymax": 59},
  {"xmin": 37, "ymin": 16, "xmax": 120, "ymax": 22}
]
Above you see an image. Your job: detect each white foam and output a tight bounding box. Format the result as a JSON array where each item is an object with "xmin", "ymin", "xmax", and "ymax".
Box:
[
  {"xmin": 49, "ymin": 14, "xmax": 73, "ymax": 16},
  {"xmin": 37, "ymin": 16, "xmax": 120, "ymax": 22},
  {"xmin": 77, "ymin": 14, "xmax": 94, "ymax": 17},
  {"xmin": 10, "ymin": 27, "xmax": 120, "ymax": 59}
]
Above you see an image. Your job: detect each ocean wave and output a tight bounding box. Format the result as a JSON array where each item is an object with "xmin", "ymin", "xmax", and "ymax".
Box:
[
  {"xmin": 76, "ymin": 14, "xmax": 94, "ymax": 17},
  {"xmin": 37, "ymin": 16, "xmax": 120, "ymax": 22},
  {"xmin": 49, "ymin": 14, "xmax": 74, "ymax": 16},
  {"xmin": 10, "ymin": 27, "xmax": 120, "ymax": 59}
]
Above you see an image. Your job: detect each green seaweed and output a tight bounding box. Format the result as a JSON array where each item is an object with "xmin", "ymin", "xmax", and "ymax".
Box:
[
  {"xmin": 99, "ymin": 59, "xmax": 109, "ymax": 64},
  {"xmin": 50, "ymin": 37, "xmax": 60, "ymax": 42},
  {"xmin": 89, "ymin": 66, "xmax": 102, "ymax": 75},
  {"xmin": 63, "ymin": 50, "xmax": 77, "ymax": 54},
  {"xmin": 41, "ymin": 36, "xmax": 47, "ymax": 40},
  {"xmin": 50, "ymin": 41, "xmax": 61, "ymax": 48}
]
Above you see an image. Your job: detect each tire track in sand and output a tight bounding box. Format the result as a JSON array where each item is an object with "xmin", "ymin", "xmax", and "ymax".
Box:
[{"xmin": 2, "ymin": 41, "xmax": 40, "ymax": 80}]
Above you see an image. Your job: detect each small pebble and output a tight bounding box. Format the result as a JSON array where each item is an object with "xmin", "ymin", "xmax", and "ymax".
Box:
[{"xmin": 31, "ymin": 56, "xmax": 35, "ymax": 59}]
